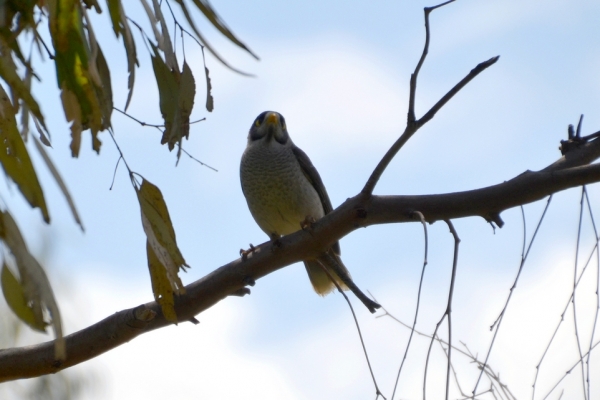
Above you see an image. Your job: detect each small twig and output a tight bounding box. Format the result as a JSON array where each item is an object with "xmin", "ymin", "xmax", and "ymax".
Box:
[
  {"xmin": 532, "ymin": 222, "xmax": 600, "ymax": 399},
  {"xmin": 362, "ymin": 0, "xmax": 497, "ymax": 195},
  {"xmin": 109, "ymin": 156, "xmax": 123, "ymax": 190},
  {"xmin": 391, "ymin": 211, "xmax": 428, "ymax": 400},
  {"xmin": 113, "ymin": 107, "xmax": 216, "ymax": 171},
  {"xmin": 408, "ymin": 0, "xmax": 456, "ymax": 123},
  {"xmin": 583, "ymin": 187, "xmax": 599, "ymax": 400},
  {"xmin": 531, "ymin": 188, "xmax": 600, "ymax": 399},
  {"xmin": 444, "ymin": 220, "xmax": 460, "ymax": 400},
  {"xmin": 423, "ymin": 219, "xmax": 460, "ymax": 400},
  {"xmin": 572, "ymin": 187, "xmax": 587, "ymax": 400},
  {"xmin": 319, "ymin": 264, "xmax": 386, "ymax": 400},
  {"xmin": 107, "ymin": 128, "xmax": 133, "ymax": 176},
  {"xmin": 113, "ymin": 106, "xmax": 165, "ymax": 129},
  {"xmin": 476, "ymin": 195, "xmax": 553, "ymax": 396},
  {"xmin": 541, "ymin": 340, "xmax": 600, "ymax": 400}
]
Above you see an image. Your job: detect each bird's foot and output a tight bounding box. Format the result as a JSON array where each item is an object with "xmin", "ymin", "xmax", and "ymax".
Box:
[
  {"xmin": 269, "ymin": 234, "xmax": 283, "ymax": 252},
  {"xmin": 240, "ymin": 244, "xmax": 256, "ymax": 261},
  {"xmin": 243, "ymin": 276, "xmax": 256, "ymax": 287},
  {"xmin": 300, "ymin": 215, "xmax": 317, "ymax": 230}
]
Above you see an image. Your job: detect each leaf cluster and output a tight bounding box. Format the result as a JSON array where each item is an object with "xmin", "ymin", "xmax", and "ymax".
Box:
[{"xmin": 0, "ymin": 0, "xmax": 256, "ymax": 357}]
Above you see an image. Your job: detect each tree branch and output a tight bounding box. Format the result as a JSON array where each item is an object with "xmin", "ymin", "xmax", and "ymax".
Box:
[{"xmin": 2, "ymin": 138, "xmax": 600, "ymax": 380}]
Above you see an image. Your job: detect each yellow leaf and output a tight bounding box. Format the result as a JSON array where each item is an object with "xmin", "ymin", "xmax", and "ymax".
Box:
[
  {"xmin": 1, "ymin": 263, "xmax": 47, "ymax": 332},
  {"xmin": 0, "ymin": 211, "xmax": 65, "ymax": 360},
  {"xmin": 136, "ymin": 179, "xmax": 188, "ymax": 316},
  {"xmin": 147, "ymin": 241, "xmax": 178, "ymax": 323},
  {"xmin": 61, "ymin": 86, "xmax": 83, "ymax": 157},
  {"xmin": 0, "ymin": 85, "xmax": 50, "ymax": 223}
]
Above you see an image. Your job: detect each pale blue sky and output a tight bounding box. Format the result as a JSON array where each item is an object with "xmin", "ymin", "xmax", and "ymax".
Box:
[{"xmin": 2, "ymin": 1, "xmax": 600, "ymax": 399}]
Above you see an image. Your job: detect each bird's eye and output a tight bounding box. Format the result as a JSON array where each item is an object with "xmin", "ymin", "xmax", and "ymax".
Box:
[{"xmin": 255, "ymin": 119, "xmax": 260, "ymax": 127}]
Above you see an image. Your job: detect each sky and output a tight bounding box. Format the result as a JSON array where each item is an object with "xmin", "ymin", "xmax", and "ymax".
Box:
[{"xmin": 2, "ymin": 0, "xmax": 600, "ymax": 399}]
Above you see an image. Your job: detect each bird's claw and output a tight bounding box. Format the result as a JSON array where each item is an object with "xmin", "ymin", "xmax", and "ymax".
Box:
[
  {"xmin": 240, "ymin": 244, "xmax": 256, "ymax": 261},
  {"xmin": 300, "ymin": 215, "xmax": 317, "ymax": 230}
]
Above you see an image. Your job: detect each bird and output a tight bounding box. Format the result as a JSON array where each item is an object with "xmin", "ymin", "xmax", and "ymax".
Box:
[{"xmin": 240, "ymin": 111, "xmax": 350, "ymax": 295}]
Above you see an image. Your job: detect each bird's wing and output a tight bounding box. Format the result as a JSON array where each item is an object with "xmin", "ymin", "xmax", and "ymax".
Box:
[{"xmin": 292, "ymin": 145, "xmax": 341, "ymax": 255}]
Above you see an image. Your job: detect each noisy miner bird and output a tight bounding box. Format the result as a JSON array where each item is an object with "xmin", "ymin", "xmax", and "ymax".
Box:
[{"xmin": 240, "ymin": 111, "xmax": 351, "ymax": 295}]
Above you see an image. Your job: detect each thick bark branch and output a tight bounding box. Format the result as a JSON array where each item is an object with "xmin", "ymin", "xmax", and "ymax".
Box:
[{"xmin": 2, "ymin": 149, "xmax": 600, "ymax": 381}]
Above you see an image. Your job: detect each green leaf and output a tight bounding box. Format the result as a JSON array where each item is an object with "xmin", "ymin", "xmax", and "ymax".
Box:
[
  {"xmin": 146, "ymin": 241, "xmax": 178, "ymax": 323},
  {"xmin": 201, "ymin": 49, "xmax": 213, "ymax": 112},
  {"xmin": 172, "ymin": 0, "xmax": 254, "ymax": 76},
  {"xmin": 1, "ymin": 263, "xmax": 47, "ymax": 332},
  {"xmin": 0, "ymin": 211, "xmax": 65, "ymax": 360},
  {"xmin": 189, "ymin": 0, "xmax": 258, "ymax": 60},
  {"xmin": 149, "ymin": 42, "xmax": 179, "ymax": 147},
  {"xmin": 92, "ymin": 39, "xmax": 113, "ymax": 131},
  {"xmin": 49, "ymin": 0, "xmax": 103, "ymax": 156},
  {"xmin": 0, "ymin": 38, "xmax": 48, "ymax": 133},
  {"xmin": 0, "ymin": 85, "xmax": 50, "ymax": 223},
  {"xmin": 136, "ymin": 179, "xmax": 188, "ymax": 307},
  {"xmin": 33, "ymin": 136, "xmax": 84, "ymax": 231},
  {"xmin": 106, "ymin": 0, "xmax": 124, "ymax": 36},
  {"xmin": 180, "ymin": 61, "xmax": 196, "ymax": 115},
  {"xmin": 106, "ymin": 0, "xmax": 138, "ymax": 110}
]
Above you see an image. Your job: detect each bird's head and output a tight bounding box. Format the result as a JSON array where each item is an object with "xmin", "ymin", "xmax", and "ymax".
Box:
[{"xmin": 247, "ymin": 111, "xmax": 290, "ymax": 145}]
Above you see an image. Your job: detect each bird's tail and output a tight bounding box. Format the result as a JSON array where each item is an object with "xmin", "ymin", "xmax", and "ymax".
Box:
[{"xmin": 304, "ymin": 250, "xmax": 350, "ymax": 296}]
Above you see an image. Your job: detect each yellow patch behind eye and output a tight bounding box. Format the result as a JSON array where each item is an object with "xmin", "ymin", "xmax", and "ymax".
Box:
[{"xmin": 255, "ymin": 120, "xmax": 260, "ymax": 127}]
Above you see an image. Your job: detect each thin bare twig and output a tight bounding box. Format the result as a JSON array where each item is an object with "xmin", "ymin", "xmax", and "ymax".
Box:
[
  {"xmin": 408, "ymin": 1, "xmax": 456, "ymax": 124},
  {"xmin": 361, "ymin": 0, "xmax": 498, "ymax": 195},
  {"xmin": 423, "ymin": 219, "xmax": 460, "ymax": 400},
  {"xmin": 542, "ymin": 340, "xmax": 600, "ymax": 400},
  {"xmin": 391, "ymin": 211, "xmax": 429, "ymax": 400},
  {"xmin": 378, "ymin": 307, "xmax": 515, "ymax": 400},
  {"xmin": 474, "ymin": 195, "xmax": 553, "ymax": 396},
  {"xmin": 112, "ymin": 107, "xmax": 216, "ymax": 171},
  {"xmin": 318, "ymin": 263, "xmax": 386, "ymax": 400},
  {"xmin": 444, "ymin": 220, "xmax": 460, "ymax": 400},
  {"xmin": 572, "ymin": 187, "xmax": 588, "ymax": 400},
  {"xmin": 583, "ymin": 187, "xmax": 599, "ymax": 400},
  {"xmin": 532, "ymin": 193, "xmax": 600, "ymax": 399}
]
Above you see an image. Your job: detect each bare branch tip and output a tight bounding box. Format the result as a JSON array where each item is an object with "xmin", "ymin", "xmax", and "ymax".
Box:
[{"xmin": 427, "ymin": 0, "xmax": 456, "ymax": 13}]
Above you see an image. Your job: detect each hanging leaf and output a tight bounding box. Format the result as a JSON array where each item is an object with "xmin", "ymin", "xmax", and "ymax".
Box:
[
  {"xmin": 201, "ymin": 48, "xmax": 213, "ymax": 112},
  {"xmin": 33, "ymin": 136, "xmax": 84, "ymax": 231},
  {"xmin": 48, "ymin": 0, "xmax": 103, "ymax": 156},
  {"xmin": 151, "ymin": 0, "xmax": 177, "ymax": 70},
  {"xmin": 136, "ymin": 179, "xmax": 188, "ymax": 320},
  {"xmin": 0, "ymin": 211, "xmax": 65, "ymax": 360},
  {"xmin": 93, "ymin": 45, "xmax": 113, "ymax": 131},
  {"xmin": 172, "ymin": 1, "xmax": 253, "ymax": 76},
  {"xmin": 149, "ymin": 43, "xmax": 196, "ymax": 158},
  {"xmin": 179, "ymin": 60, "xmax": 196, "ymax": 131},
  {"xmin": 146, "ymin": 241, "xmax": 178, "ymax": 323},
  {"xmin": 106, "ymin": 0, "xmax": 138, "ymax": 110},
  {"xmin": 189, "ymin": 0, "xmax": 259, "ymax": 60},
  {"xmin": 61, "ymin": 85, "xmax": 84, "ymax": 157},
  {"xmin": 106, "ymin": 0, "xmax": 123, "ymax": 36},
  {"xmin": 150, "ymin": 42, "xmax": 178, "ymax": 144},
  {"xmin": 0, "ymin": 38, "xmax": 49, "ymax": 134},
  {"xmin": 83, "ymin": 8, "xmax": 113, "ymax": 132},
  {"xmin": 1, "ymin": 263, "xmax": 47, "ymax": 332},
  {"xmin": 0, "ymin": 85, "xmax": 50, "ymax": 223}
]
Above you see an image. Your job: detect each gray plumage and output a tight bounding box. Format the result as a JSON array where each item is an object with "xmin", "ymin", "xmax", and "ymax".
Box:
[{"xmin": 240, "ymin": 111, "xmax": 349, "ymax": 295}]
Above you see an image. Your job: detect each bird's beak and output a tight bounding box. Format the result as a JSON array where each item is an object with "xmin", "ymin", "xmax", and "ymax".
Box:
[
  {"xmin": 265, "ymin": 112, "xmax": 278, "ymax": 141},
  {"xmin": 266, "ymin": 112, "xmax": 278, "ymax": 125}
]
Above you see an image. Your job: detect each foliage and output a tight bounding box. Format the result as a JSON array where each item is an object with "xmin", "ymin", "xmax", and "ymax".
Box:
[{"xmin": 0, "ymin": 0, "xmax": 255, "ymax": 357}]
